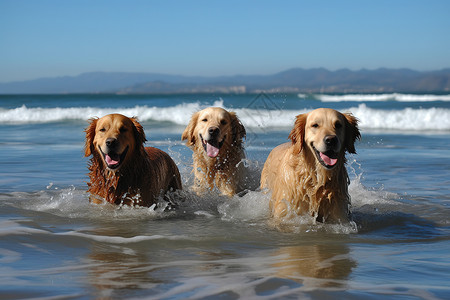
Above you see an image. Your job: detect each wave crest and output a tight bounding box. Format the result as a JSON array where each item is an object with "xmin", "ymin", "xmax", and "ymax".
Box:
[
  {"xmin": 311, "ymin": 93, "xmax": 450, "ymax": 102},
  {"xmin": 1, "ymin": 101, "xmax": 449, "ymax": 131}
]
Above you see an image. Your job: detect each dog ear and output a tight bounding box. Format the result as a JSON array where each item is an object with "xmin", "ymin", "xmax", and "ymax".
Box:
[
  {"xmin": 84, "ymin": 118, "xmax": 98, "ymax": 157},
  {"xmin": 131, "ymin": 117, "xmax": 147, "ymax": 146},
  {"xmin": 181, "ymin": 111, "xmax": 199, "ymax": 146},
  {"xmin": 288, "ymin": 113, "xmax": 308, "ymax": 155},
  {"xmin": 343, "ymin": 113, "xmax": 361, "ymax": 154},
  {"xmin": 230, "ymin": 112, "xmax": 246, "ymax": 143}
]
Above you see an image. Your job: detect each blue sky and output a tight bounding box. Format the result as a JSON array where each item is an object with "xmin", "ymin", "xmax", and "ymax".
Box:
[{"xmin": 1, "ymin": 0, "xmax": 449, "ymax": 82}]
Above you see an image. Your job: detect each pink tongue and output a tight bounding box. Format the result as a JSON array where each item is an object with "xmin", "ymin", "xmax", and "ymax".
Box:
[
  {"xmin": 105, "ymin": 154, "xmax": 119, "ymax": 166},
  {"xmin": 206, "ymin": 143, "xmax": 220, "ymax": 158},
  {"xmin": 320, "ymin": 152, "xmax": 337, "ymax": 166}
]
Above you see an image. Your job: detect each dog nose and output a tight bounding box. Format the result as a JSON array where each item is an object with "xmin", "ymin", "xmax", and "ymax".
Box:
[
  {"xmin": 324, "ymin": 135, "xmax": 338, "ymax": 147},
  {"xmin": 208, "ymin": 127, "xmax": 220, "ymax": 137},
  {"xmin": 106, "ymin": 138, "xmax": 117, "ymax": 148}
]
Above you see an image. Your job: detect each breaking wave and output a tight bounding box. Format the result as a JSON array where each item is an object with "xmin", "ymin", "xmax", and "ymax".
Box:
[
  {"xmin": 310, "ymin": 93, "xmax": 450, "ymax": 102},
  {"xmin": 1, "ymin": 101, "xmax": 449, "ymax": 131}
]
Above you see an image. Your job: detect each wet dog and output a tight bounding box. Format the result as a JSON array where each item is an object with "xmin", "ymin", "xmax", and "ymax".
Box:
[
  {"xmin": 182, "ymin": 107, "xmax": 247, "ymax": 196},
  {"xmin": 85, "ymin": 114, "xmax": 182, "ymax": 207},
  {"xmin": 261, "ymin": 108, "xmax": 360, "ymax": 223}
]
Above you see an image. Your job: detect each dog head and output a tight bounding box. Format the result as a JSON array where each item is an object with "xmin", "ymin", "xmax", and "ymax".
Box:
[
  {"xmin": 182, "ymin": 107, "xmax": 246, "ymax": 158},
  {"xmin": 288, "ymin": 108, "xmax": 360, "ymax": 169},
  {"xmin": 85, "ymin": 114, "xmax": 146, "ymax": 170}
]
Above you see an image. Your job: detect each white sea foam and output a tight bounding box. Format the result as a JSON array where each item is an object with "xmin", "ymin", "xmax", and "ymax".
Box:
[
  {"xmin": 0, "ymin": 101, "xmax": 218, "ymax": 125},
  {"xmin": 312, "ymin": 93, "xmax": 450, "ymax": 102},
  {"xmin": 218, "ymin": 190, "xmax": 271, "ymax": 222},
  {"xmin": 233, "ymin": 104, "xmax": 449, "ymax": 131},
  {"xmin": 2, "ymin": 170, "xmax": 412, "ymax": 236},
  {"xmin": 1, "ymin": 101, "xmax": 449, "ymax": 131},
  {"xmin": 348, "ymin": 104, "xmax": 450, "ymax": 131}
]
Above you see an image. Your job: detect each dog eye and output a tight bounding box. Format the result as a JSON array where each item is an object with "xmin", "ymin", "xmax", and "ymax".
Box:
[
  {"xmin": 202, "ymin": 118, "xmax": 208, "ymax": 122},
  {"xmin": 312, "ymin": 123, "xmax": 319, "ymax": 128},
  {"xmin": 220, "ymin": 120, "xmax": 227, "ymax": 125},
  {"xmin": 335, "ymin": 122, "xmax": 342, "ymax": 129},
  {"xmin": 119, "ymin": 127, "xmax": 127, "ymax": 133},
  {"xmin": 99, "ymin": 128, "xmax": 106, "ymax": 132}
]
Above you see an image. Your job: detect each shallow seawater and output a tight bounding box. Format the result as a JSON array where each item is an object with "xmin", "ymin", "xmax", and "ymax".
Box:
[
  {"xmin": 2, "ymin": 180, "xmax": 449, "ymax": 299},
  {"xmin": 1, "ymin": 94, "xmax": 450, "ymax": 299}
]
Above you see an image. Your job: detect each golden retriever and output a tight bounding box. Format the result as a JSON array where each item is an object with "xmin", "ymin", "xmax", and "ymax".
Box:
[
  {"xmin": 260, "ymin": 108, "xmax": 360, "ymax": 223},
  {"xmin": 182, "ymin": 107, "xmax": 247, "ymax": 196},
  {"xmin": 84, "ymin": 113, "xmax": 182, "ymax": 207}
]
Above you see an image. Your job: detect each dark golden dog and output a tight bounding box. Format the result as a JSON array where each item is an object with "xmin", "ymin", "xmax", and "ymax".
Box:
[
  {"xmin": 261, "ymin": 108, "xmax": 360, "ymax": 223},
  {"xmin": 85, "ymin": 113, "xmax": 182, "ymax": 207},
  {"xmin": 182, "ymin": 107, "xmax": 247, "ymax": 196}
]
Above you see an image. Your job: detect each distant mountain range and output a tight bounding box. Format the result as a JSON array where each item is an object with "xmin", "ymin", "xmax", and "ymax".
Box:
[{"xmin": 1, "ymin": 68, "xmax": 449, "ymax": 94}]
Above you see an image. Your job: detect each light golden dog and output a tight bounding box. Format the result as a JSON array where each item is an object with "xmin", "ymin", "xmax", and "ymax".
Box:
[
  {"xmin": 261, "ymin": 108, "xmax": 360, "ymax": 223},
  {"xmin": 85, "ymin": 113, "xmax": 182, "ymax": 207},
  {"xmin": 182, "ymin": 107, "xmax": 247, "ymax": 196}
]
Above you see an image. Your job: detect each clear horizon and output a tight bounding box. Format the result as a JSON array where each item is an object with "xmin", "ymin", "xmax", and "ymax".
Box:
[{"xmin": 1, "ymin": 0, "xmax": 450, "ymax": 82}]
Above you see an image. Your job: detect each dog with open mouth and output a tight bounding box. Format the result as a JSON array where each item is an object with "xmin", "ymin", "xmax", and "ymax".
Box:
[
  {"xmin": 182, "ymin": 107, "xmax": 247, "ymax": 197},
  {"xmin": 85, "ymin": 113, "xmax": 182, "ymax": 207},
  {"xmin": 260, "ymin": 108, "xmax": 360, "ymax": 223}
]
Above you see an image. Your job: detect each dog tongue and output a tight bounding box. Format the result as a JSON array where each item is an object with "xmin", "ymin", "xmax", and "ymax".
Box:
[
  {"xmin": 206, "ymin": 143, "xmax": 220, "ymax": 158},
  {"xmin": 320, "ymin": 152, "xmax": 338, "ymax": 166},
  {"xmin": 105, "ymin": 154, "xmax": 119, "ymax": 166}
]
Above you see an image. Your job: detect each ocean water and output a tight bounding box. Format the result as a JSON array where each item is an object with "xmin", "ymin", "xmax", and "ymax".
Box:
[{"xmin": 0, "ymin": 93, "xmax": 449, "ymax": 299}]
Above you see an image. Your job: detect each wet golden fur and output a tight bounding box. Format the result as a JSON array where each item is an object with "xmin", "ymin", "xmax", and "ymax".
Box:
[
  {"xmin": 261, "ymin": 108, "xmax": 360, "ymax": 223},
  {"xmin": 182, "ymin": 107, "xmax": 247, "ymax": 196},
  {"xmin": 85, "ymin": 114, "xmax": 182, "ymax": 207}
]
